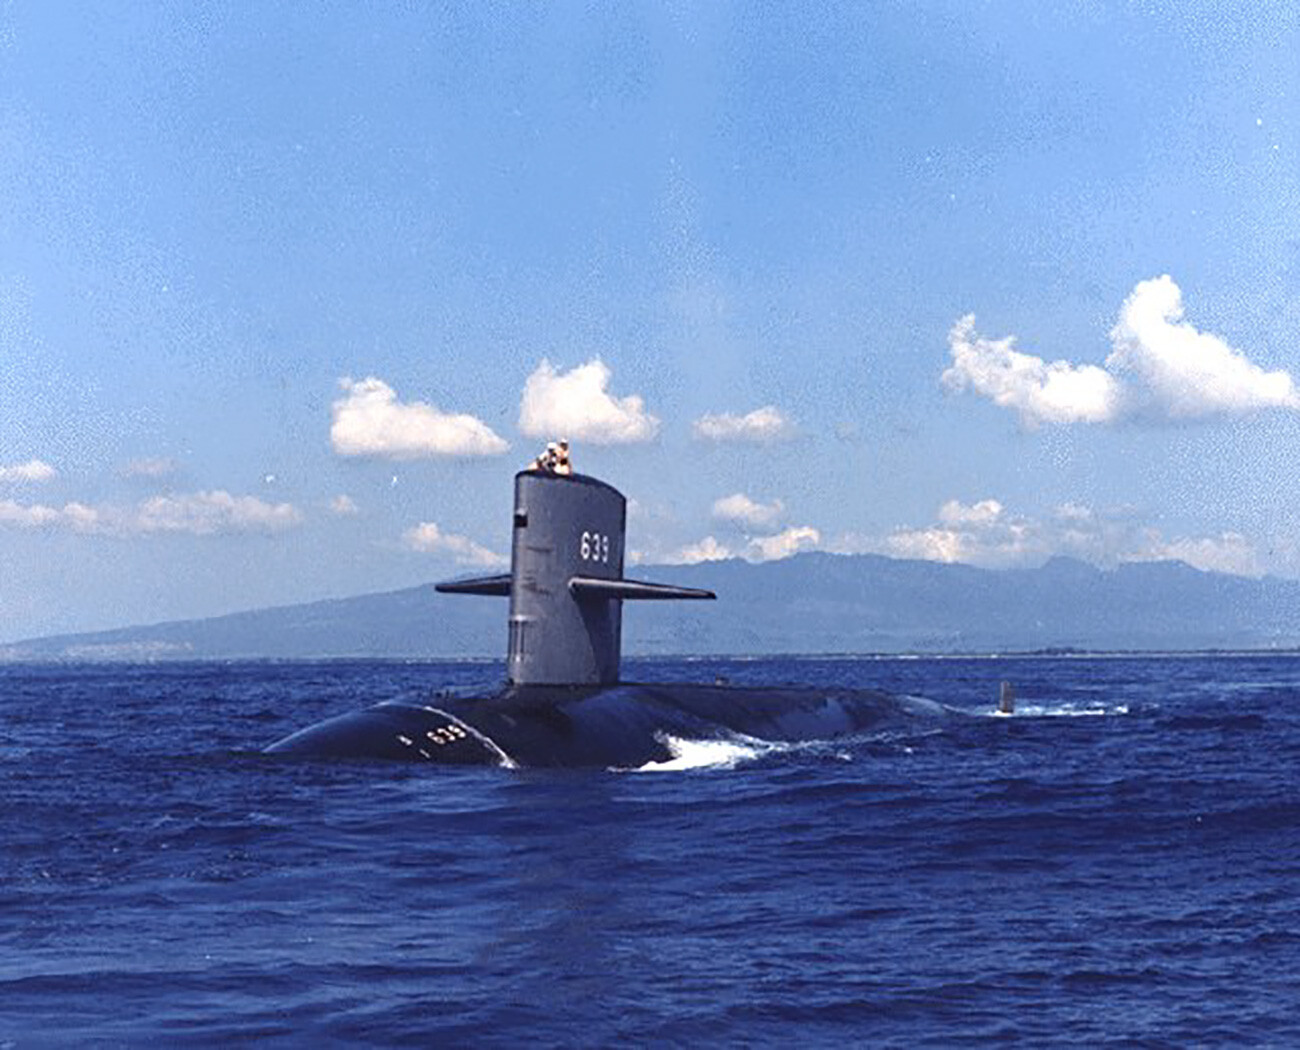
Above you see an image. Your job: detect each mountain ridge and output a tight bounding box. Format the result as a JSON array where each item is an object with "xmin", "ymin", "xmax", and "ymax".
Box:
[{"xmin": 4, "ymin": 552, "xmax": 1298, "ymax": 660}]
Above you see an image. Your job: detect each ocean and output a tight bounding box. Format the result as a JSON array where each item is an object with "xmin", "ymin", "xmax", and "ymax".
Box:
[{"xmin": 2, "ymin": 654, "xmax": 1298, "ymax": 1047}]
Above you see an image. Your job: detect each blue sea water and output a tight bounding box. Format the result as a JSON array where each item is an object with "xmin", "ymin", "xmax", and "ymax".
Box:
[{"xmin": 2, "ymin": 654, "xmax": 1299, "ymax": 1047}]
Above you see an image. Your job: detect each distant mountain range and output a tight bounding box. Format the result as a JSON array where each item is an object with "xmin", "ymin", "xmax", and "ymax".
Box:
[{"xmin": 4, "ymin": 553, "xmax": 1300, "ymax": 661}]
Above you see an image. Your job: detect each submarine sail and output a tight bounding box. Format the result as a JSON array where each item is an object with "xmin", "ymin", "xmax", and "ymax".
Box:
[{"xmin": 445, "ymin": 468, "xmax": 714, "ymax": 687}]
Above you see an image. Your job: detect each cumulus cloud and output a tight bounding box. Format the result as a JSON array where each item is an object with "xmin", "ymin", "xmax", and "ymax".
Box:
[
  {"xmin": 748, "ymin": 525, "xmax": 821, "ymax": 561},
  {"xmin": 329, "ymin": 494, "xmax": 359, "ymax": 516},
  {"xmin": 1046, "ymin": 504, "xmax": 1268, "ymax": 576},
  {"xmin": 942, "ymin": 316, "xmax": 1121, "ymax": 427},
  {"xmin": 1139, "ymin": 530, "xmax": 1262, "ymax": 577},
  {"xmin": 0, "ymin": 459, "xmax": 56, "ymax": 483},
  {"xmin": 885, "ymin": 525, "xmax": 1026, "ymax": 567},
  {"xmin": 881, "ymin": 501, "xmax": 1025, "ymax": 566},
  {"xmin": 0, "ymin": 500, "xmax": 69, "ymax": 528},
  {"xmin": 943, "ymin": 276, "xmax": 1300, "ymax": 426},
  {"xmin": 712, "ymin": 492, "xmax": 785, "ymax": 529},
  {"xmin": 693, "ymin": 405, "xmax": 795, "ymax": 443},
  {"xmin": 938, "ymin": 498, "xmax": 1004, "ymax": 527},
  {"xmin": 402, "ymin": 522, "xmax": 506, "ymax": 568},
  {"xmin": 879, "ymin": 530, "xmax": 953, "ymax": 563},
  {"xmin": 133, "ymin": 492, "xmax": 302, "ymax": 534},
  {"xmin": 0, "ymin": 491, "xmax": 302, "ymax": 537},
  {"xmin": 882, "ymin": 498, "xmax": 1096, "ymax": 568},
  {"xmin": 662, "ymin": 535, "xmax": 735, "ymax": 565},
  {"xmin": 519, "ymin": 359, "xmax": 659, "ymax": 444},
  {"xmin": 1106, "ymin": 275, "xmax": 1300, "ymax": 417},
  {"xmin": 659, "ymin": 525, "xmax": 823, "ymax": 565},
  {"xmin": 331, "ymin": 377, "xmax": 508, "ymax": 459},
  {"xmin": 853, "ymin": 497, "xmax": 1266, "ymax": 578}
]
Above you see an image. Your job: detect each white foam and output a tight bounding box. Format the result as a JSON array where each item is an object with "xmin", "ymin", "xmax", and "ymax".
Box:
[
  {"xmin": 626, "ymin": 734, "xmax": 768, "ymax": 772},
  {"xmin": 619, "ymin": 731, "xmax": 855, "ymax": 773},
  {"xmin": 628, "ymin": 732, "xmax": 787, "ymax": 772},
  {"xmin": 989, "ymin": 702, "xmax": 1129, "ymax": 718}
]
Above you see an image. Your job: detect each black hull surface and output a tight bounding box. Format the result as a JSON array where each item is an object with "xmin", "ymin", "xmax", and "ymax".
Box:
[{"xmin": 265, "ymin": 683, "xmax": 948, "ymax": 769}]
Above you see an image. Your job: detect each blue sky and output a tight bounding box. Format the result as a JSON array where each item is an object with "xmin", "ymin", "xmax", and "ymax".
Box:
[{"xmin": 2, "ymin": 2, "xmax": 1298, "ymax": 641}]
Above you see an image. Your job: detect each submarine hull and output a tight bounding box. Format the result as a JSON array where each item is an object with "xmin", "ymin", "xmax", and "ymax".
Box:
[
  {"xmin": 265, "ymin": 683, "xmax": 945, "ymax": 769},
  {"xmin": 266, "ymin": 467, "xmax": 946, "ymax": 770}
]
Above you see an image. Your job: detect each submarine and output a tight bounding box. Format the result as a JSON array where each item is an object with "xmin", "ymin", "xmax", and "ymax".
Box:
[{"xmin": 267, "ymin": 448, "xmax": 942, "ymax": 768}]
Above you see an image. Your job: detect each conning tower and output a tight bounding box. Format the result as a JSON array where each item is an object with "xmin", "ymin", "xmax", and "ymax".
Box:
[{"xmin": 436, "ymin": 465, "xmax": 714, "ymax": 686}]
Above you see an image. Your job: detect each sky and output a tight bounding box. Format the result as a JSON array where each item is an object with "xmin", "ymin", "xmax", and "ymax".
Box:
[{"xmin": 2, "ymin": 1, "xmax": 1299, "ymax": 642}]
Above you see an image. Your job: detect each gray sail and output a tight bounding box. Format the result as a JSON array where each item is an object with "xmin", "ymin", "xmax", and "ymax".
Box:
[{"xmin": 435, "ymin": 469, "xmax": 713, "ymax": 686}]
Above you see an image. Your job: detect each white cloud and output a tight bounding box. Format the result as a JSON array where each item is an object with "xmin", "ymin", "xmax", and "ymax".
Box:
[
  {"xmin": 859, "ymin": 496, "xmax": 1267, "ymax": 578},
  {"xmin": 944, "ymin": 276, "xmax": 1300, "ymax": 426},
  {"xmin": 0, "ymin": 459, "xmax": 56, "ymax": 483},
  {"xmin": 0, "ymin": 500, "xmax": 64, "ymax": 528},
  {"xmin": 122, "ymin": 457, "xmax": 178, "ymax": 479},
  {"xmin": 331, "ymin": 376, "xmax": 509, "ymax": 459},
  {"xmin": 712, "ymin": 492, "xmax": 785, "ymax": 529},
  {"xmin": 402, "ymin": 522, "xmax": 506, "ymax": 568},
  {"xmin": 693, "ymin": 405, "xmax": 795, "ymax": 443},
  {"xmin": 942, "ymin": 316, "xmax": 1121, "ymax": 427},
  {"xmin": 882, "ymin": 526, "xmax": 971, "ymax": 565},
  {"xmin": 659, "ymin": 526, "xmax": 823, "ymax": 565},
  {"xmin": 0, "ymin": 491, "xmax": 302, "ymax": 537},
  {"xmin": 519, "ymin": 359, "xmax": 659, "ymax": 444},
  {"xmin": 747, "ymin": 525, "xmax": 821, "ymax": 561},
  {"xmin": 329, "ymin": 494, "xmax": 359, "ymax": 516},
  {"xmin": 878, "ymin": 499, "xmax": 1032, "ymax": 566},
  {"xmin": 661, "ymin": 535, "xmax": 736, "ymax": 565},
  {"xmin": 1106, "ymin": 275, "xmax": 1300, "ymax": 417},
  {"xmin": 1129, "ymin": 529, "xmax": 1264, "ymax": 578},
  {"xmin": 133, "ymin": 492, "xmax": 302, "ymax": 535},
  {"xmin": 938, "ymin": 498, "xmax": 1003, "ymax": 527}
]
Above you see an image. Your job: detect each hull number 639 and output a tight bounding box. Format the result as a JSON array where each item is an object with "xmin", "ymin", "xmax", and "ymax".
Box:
[{"xmin": 580, "ymin": 531, "xmax": 610, "ymax": 563}]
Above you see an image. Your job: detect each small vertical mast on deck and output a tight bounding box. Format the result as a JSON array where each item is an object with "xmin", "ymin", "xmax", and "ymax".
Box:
[{"xmin": 435, "ymin": 445, "xmax": 715, "ymax": 687}]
